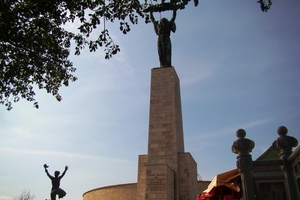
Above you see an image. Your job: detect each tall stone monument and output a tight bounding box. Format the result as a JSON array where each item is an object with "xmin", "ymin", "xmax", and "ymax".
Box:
[{"xmin": 136, "ymin": 67, "xmax": 198, "ymax": 200}]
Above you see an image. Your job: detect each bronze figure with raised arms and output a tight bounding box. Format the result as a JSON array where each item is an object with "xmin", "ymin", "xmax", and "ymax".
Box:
[
  {"xmin": 150, "ymin": 9, "xmax": 177, "ymax": 67},
  {"xmin": 44, "ymin": 164, "xmax": 68, "ymax": 200}
]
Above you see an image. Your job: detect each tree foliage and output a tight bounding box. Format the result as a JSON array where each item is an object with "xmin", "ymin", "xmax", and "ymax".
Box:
[
  {"xmin": 0, "ymin": 0, "xmax": 151, "ymax": 110},
  {"xmin": 0, "ymin": 0, "xmax": 268, "ymax": 110},
  {"xmin": 14, "ymin": 189, "xmax": 36, "ymax": 200}
]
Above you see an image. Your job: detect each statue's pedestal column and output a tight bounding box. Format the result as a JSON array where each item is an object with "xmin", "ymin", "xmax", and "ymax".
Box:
[
  {"xmin": 147, "ymin": 67, "xmax": 184, "ymax": 168},
  {"xmin": 137, "ymin": 67, "xmax": 197, "ymax": 200},
  {"xmin": 147, "ymin": 67, "xmax": 183, "ymax": 200}
]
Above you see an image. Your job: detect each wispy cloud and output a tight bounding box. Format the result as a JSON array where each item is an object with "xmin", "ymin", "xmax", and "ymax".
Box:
[
  {"xmin": 0, "ymin": 148, "xmax": 126, "ymax": 163},
  {"xmin": 0, "ymin": 196, "xmax": 12, "ymax": 200},
  {"xmin": 195, "ymin": 119, "xmax": 272, "ymax": 140},
  {"xmin": 10, "ymin": 127, "xmax": 32, "ymax": 138},
  {"xmin": 181, "ymin": 68, "xmax": 212, "ymax": 87}
]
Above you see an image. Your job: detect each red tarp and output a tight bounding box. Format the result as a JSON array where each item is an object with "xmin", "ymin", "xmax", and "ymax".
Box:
[{"xmin": 197, "ymin": 185, "xmax": 242, "ymax": 200}]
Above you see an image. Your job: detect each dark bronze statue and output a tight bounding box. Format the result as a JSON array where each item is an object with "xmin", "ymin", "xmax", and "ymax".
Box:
[
  {"xmin": 150, "ymin": 9, "xmax": 177, "ymax": 67},
  {"xmin": 44, "ymin": 164, "xmax": 68, "ymax": 200},
  {"xmin": 145, "ymin": 0, "xmax": 198, "ymax": 67}
]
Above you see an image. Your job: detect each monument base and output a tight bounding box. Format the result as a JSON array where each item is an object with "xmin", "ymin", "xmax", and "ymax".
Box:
[
  {"xmin": 145, "ymin": 165, "xmax": 174, "ymax": 200},
  {"xmin": 137, "ymin": 153, "xmax": 197, "ymax": 200}
]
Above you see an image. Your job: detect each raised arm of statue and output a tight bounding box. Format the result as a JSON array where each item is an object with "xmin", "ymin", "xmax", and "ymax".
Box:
[
  {"xmin": 60, "ymin": 166, "xmax": 68, "ymax": 179},
  {"xmin": 171, "ymin": 9, "xmax": 177, "ymax": 23},
  {"xmin": 150, "ymin": 10, "xmax": 155, "ymax": 23},
  {"xmin": 150, "ymin": 11, "xmax": 159, "ymax": 35},
  {"xmin": 44, "ymin": 164, "xmax": 53, "ymax": 179},
  {"xmin": 45, "ymin": 168, "xmax": 53, "ymax": 179},
  {"xmin": 170, "ymin": 9, "xmax": 177, "ymax": 33}
]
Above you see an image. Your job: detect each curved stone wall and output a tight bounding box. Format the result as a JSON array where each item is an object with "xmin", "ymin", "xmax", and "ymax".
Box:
[
  {"xmin": 82, "ymin": 181, "xmax": 210, "ymax": 200},
  {"xmin": 83, "ymin": 183, "xmax": 137, "ymax": 200}
]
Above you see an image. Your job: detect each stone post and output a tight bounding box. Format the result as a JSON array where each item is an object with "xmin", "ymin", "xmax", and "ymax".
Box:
[
  {"xmin": 272, "ymin": 126, "xmax": 300, "ymax": 200},
  {"xmin": 231, "ymin": 129, "xmax": 255, "ymax": 200}
]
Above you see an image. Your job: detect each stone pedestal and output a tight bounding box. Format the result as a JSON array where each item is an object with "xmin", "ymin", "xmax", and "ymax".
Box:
[
  {"xmin": 146, "ymin": 165, "xmax": 175, "ymax": 200},
  {"xmin": 137, "ymin": 67, "xmax": 197, "ymax": 200}
]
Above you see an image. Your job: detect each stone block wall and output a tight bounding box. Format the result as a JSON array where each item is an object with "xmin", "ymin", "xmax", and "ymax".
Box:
[
  {"xmin": 137, "ymin": 155, "xmax": 148, "ymax": 200},
  {"xmin": 178, "ymin": 152, "xmax": 198, "ymax": 200},
  {"xmin": 145, "ymin": 164, "xmax": 174, "ymax": 200},
  {"xmin": 82, "ymin": 181, "xmax": 210, "ymax": 200},
  {"xmin": 83, "ymin": 183, "xmax": 136, "ymax": 200}
]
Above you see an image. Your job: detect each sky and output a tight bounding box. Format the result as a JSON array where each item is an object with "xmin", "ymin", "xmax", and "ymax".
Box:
[{"xmin": 1, "ymin": 1, "xmax": 300, "ymax": 200}]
